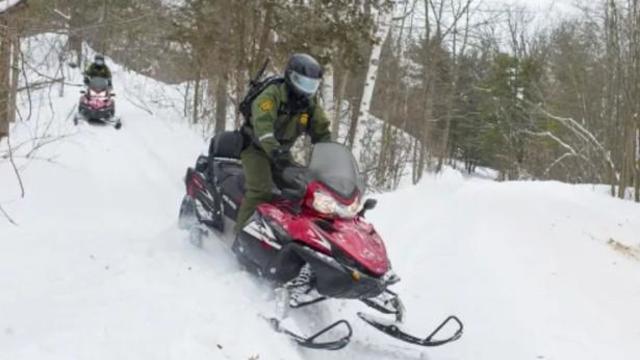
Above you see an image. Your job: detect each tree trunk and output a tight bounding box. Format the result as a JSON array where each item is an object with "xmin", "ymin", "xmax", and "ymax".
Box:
[
  {"xmin": 235, "ymin": 73, "xmax": 246, "ymax": 128},
  {"xmin": 0, "ymin": 17, "xmax": 10, "ymax": 139},
  {"xmin": 321, "ymin": 63, "xmax": 334, "ymax": 123},
  {"xmin": 214, "ymin": 73, "xmax": 228, "ymax": 133},
  {"xmin": 68, "ymin": 3, "xmax": 84, "ymax": 67},
  {"xmin": 411, "ymin": 138, "xmax": 419, "ymax": 184},
  {"xmin": 345, "ymin": 0, "xmax": 375, "ymax": 149},
  {"xmin": 617, "ymin": 126, "xmax": 629, "ymax": 198},
  {"xmin": 436, "ymin": 108, "xmax": 451, "ymax": 172},
  {"xmin": 8, "ymin": 31, "xmax": 18, "ymax": 124},
  {"xmin": 415, "ymin": 0, "xmax": 433, "ymax": 182},
  {"xmin": 332, "ymin": 69, "xmax": 349, "ymax": 140},
  {"xmin": 353, "ymin": 3, "xmax": 392, "ymax": 148},
  {"xmin": 234, "ymin": 5, "xmax": 247, "ymax": 128},
  {"xmin": 635, "ymin": 127, "xmax": 639, "ymax": 201},
  {"xmin": 345, "ymin": 84, "xmax": 359, "ymax": 146},
  {"xmin": 376, "ymin": 118, "xmax": 393, "ymax": 188},
  {"xmin": 632, "ymin": 0, "xmax": 640, "ymax": 202},
  {"xmin": 192, "ymin": 74, "xmax": 201, "ymax": 125}
]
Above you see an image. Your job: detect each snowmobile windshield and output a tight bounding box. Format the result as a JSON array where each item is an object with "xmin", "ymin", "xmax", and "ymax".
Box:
[
  {"xmin": 88, "ymin": 77, "xmax": 109, "ymax": 92},
  {"xmin": 308, "ymin": 142, "xmax": 364, "ymax": 199}
]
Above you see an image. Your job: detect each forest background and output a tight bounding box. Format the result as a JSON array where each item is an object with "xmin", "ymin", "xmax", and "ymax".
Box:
[{"xmin": 1, "ymin": 0, "xmax": 639, "ymax": 201}]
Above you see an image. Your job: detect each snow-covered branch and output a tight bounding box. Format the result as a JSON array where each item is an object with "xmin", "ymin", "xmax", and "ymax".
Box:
[
  {"xmin": 531, "ymin": 103, "xmax": 618, "ymax": 180},
  {"xmin": 522, "ymin": 130, "xmax": 577, "ymax": 155},
  {"xmin": 0, "ymin": 0, "xmax": 25, "ymax": 14}
]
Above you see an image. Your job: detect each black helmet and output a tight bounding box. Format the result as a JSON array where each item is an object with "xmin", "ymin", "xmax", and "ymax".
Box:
[
  {"xmin": 284, "ymin": 53, "xmax": 323, "ymax": 99},
  {"xmin": 94, "ymin": 54, "xmax": 105, "ymax": 66}
]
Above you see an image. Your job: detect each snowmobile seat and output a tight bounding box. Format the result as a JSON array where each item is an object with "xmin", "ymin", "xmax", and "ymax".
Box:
[
  {"xmin": 209, "ymin": 130, "xmax": 244, "ymax": 160},
  {"xmin": 215, "ymin": 160, "xmax": 305, "ymax": 205},
  {"xmin": 220, "ymin": 171, "xmax": 245, "ymax": 205}
]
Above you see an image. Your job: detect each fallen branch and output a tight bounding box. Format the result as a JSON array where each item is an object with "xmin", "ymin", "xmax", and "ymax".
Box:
[
  {"xmin": 17, "ymin": 78, "xmax": 65, "ymax": 92},
  {"xmin": 5, "ymin": 134, "xmax": 25, "ymax": 198},
  {"xmin": 24, "ymin": 133, "xmax": 72, "ymax": 159},
  {"xmin": 0, "ymin": 204, "xmax": 17, "ymax": 226},
  {"xmin": 124, "ymin": 93, "xmax": 154, "ymax": 115}
]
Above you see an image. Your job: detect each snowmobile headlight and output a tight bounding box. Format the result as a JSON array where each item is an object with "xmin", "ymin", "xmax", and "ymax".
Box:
[
  {"xmin": 312, "ymin": 191, "xmax": 361, "ymax": 219},
  {"xmin": 312, "ymin": 190, "xmax": 337, "ymax": 215},
  {"xmin": 89, "ymin": 90, "xmax": 107, "ymax": 98},
  {"xmin": 335, "ymin": 197, "xmax": 361, "ymax": 218}
]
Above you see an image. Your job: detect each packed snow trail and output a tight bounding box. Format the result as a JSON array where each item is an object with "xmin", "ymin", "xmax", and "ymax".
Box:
[{"xmin": 2, "ymin": 38, "xmax": 640, "ymax": 359}]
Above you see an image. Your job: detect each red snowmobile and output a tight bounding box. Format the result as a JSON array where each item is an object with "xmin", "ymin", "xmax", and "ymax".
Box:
[
  {"xmin": 178, "ymin": 133, "xmax": 463, "ymax": 350},
  {"xmin": 74, "ymin": 77, "xmax": 121, "ymax": 129}
]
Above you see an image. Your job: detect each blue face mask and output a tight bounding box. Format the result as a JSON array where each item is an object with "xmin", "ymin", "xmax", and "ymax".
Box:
[
  {"xmin": 289, "ymin": 71, "xmax": 321, "ymax": 96},
  {"xmin": 95, "ymin": 59, "xmax": 105, "ymax": 66}
]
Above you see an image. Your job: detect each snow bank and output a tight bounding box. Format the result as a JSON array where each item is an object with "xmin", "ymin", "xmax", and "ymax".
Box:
[{"xmin": 362, "ymin": 175, "xmax": 640, "ymax": 360}]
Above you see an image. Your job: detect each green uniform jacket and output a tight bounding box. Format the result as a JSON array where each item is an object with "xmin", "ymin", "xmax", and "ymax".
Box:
[
  {"xmin": 84, "ymin": 63, "xmax": 112, "ymax": 79},
  {"xmin": 248, "ymin": 82, "xmax": 331, "ymax": 157}
]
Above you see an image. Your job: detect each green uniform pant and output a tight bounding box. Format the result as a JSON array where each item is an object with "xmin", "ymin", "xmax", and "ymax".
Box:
[{"xmin": 235, "ymin": 146, "xmax": 273, "ymax": 232}]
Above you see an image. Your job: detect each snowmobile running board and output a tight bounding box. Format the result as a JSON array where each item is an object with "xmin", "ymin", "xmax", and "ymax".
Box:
[
  {"xmin": 267, "ymin": 317, "xmax": 353, "ymax": 350},
  {"xmin": 357, "ymin": 312, "xmax": 463, "ymax": 347}
]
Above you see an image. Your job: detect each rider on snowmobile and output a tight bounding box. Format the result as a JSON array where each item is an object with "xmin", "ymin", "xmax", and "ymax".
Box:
[
  {"xmin": 236, "ymin": 53, "xmax": 332, "ymax": 232},
  {"xmin": 84, "ymin": 54, "xmax": 112, "ymax": 89}
]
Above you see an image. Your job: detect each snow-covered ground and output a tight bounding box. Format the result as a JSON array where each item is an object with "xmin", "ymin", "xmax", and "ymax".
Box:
[{"xmin": 2, "ymin": 35, "xmax": 640, "ymax": 360}]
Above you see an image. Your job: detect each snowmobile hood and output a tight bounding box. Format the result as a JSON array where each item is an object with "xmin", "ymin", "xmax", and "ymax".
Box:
[
  {"xmin": 258, "ymin": 203, "xmax": 390, "ymax": 276},
  {"xmin": 326, "ymin": 218, "xmax": 389, "ymax": 276}
]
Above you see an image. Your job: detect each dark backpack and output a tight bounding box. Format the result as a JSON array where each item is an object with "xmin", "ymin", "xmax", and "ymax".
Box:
[{"xmin": 238, "ymin": 75, "xmax": 285, "ymax": 126}]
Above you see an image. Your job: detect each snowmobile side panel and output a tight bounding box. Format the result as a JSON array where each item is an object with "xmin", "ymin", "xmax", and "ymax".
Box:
[
  {"xmin": 184, "ymin": 168, "xmax": 224, "ymax": 231},
  {"xmin": 232, "ymin": 214, "xmax": 305, "ymax": 282},
  {"xmin": 232, "ymin": 211, "xmax": 388, "ymax": 298}
]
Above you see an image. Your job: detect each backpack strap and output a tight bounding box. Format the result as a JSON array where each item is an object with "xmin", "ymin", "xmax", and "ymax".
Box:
[{"xmin": 240, "ymin": 76, "xmax": 285, "ymax": 128}]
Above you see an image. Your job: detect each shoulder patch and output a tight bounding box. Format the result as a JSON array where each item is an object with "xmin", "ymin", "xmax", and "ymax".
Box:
[
  {"xmin": 258, "ymin": 99, "xmax": 274, "ymax": 112},
  {"xmin": 299, "ymin": 113, "xmax": 309, "ymax": 127}
]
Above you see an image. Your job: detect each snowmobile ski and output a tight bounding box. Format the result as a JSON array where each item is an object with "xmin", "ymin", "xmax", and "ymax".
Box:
[
  {"xmin": 266, "ymin": 316, "xmax": 353, "ymax": 350},
  {"xmin": 73, "ymin": 113, "xmax": 122, "ymax": 129},
  {"xmin": 361, "ymin": 289, "xmax": 405, "ymax": 320},
  {"xmin": 112, "ymin": 117, "xmax": 122, "ymax": 130},
  {"xmin": 357, "ymin": 312, "xmax": 463, "ymax": 347}
]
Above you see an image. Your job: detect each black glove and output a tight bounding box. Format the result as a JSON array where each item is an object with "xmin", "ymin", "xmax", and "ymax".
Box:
[{"xmin": 271, "ymin": 148, "xmax": 292, "ymax": 169}]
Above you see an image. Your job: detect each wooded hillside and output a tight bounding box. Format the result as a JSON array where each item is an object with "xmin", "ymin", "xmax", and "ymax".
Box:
[{"xmin": 2, "ymin": 0, "xmax": 638, "ymax": 201}]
